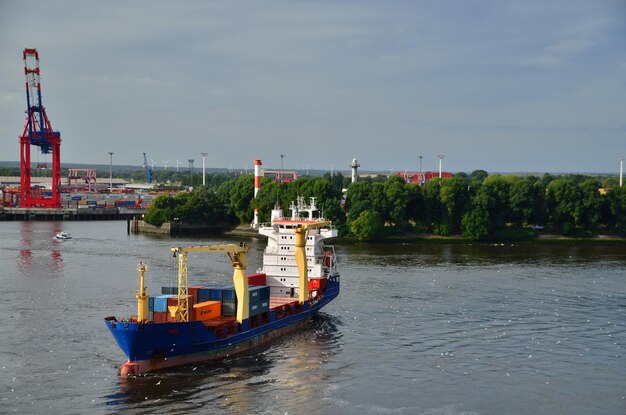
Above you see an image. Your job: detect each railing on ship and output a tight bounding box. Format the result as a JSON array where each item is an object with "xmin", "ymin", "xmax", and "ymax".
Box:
[{"xmin": 258, "ymin": 222, "xmax": 337, "ymax": 232}]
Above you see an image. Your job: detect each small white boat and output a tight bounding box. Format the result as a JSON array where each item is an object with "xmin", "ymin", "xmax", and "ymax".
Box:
[{"xmin": 54, "ymin": 232, "xmax": 72, "ymax": 240}]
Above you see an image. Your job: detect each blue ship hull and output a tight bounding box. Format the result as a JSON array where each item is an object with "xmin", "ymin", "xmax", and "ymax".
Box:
[{"xmin": 105, "ymin": 276, "xmax": 339, "ymax": 375}]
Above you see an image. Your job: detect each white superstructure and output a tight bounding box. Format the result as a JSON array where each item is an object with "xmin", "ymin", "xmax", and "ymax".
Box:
[{"xmin": 258, "ymin": 196, "xmax": 338, "ymax": 297}]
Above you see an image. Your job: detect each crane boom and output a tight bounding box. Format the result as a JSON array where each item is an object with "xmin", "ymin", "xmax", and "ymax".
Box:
[
  {"xmin": 142, "ymin": 152, "xmax": 152, "ymax": 184},
  {"xmin": 170, "ymin": 243, "xmax": 249, "ymax": 323}
]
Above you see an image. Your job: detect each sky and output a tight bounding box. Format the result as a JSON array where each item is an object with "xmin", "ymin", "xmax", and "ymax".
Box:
[{"xmin": 0, "ymin": 1, "xmax": 625, "ymax": 174}]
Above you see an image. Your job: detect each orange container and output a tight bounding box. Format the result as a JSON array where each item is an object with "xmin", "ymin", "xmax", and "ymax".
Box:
[{"xmin": 193, "ymin": 300, "xmax": 221, "ymax": 321}]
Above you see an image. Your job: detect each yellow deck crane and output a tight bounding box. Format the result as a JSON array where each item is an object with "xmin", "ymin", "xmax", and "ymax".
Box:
[
  {"xmin": 136, "ymin": 262, "xmax": 149, "ymax": 322},
  {"xmin": 294, "ymin": 221, "xmax": 331, "ymax": 304},
  {"xmin": 169, "ymin": 243, "xmax": 249, "ymax": 323}
]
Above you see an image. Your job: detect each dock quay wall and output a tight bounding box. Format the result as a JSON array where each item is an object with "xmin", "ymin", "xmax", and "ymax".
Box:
[
  {"xmin": 131, "ymin": 220, "xmax": 229, "ymax": 235},
  {"xmin": 0, "ymin": 207, "xmax": 146, "ymax": 221}
]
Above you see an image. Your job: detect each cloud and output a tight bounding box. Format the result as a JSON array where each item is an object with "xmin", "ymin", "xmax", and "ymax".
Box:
[
  {"xmin": 76, "ymin": 75, "xmax": 177, "ymax": 87},
  {"xmin": 0, "ymin": 90, "xmax": 22, "ymax": 107}
]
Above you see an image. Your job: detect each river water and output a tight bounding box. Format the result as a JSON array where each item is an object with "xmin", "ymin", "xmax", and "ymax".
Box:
[{"xmin": 0, "ymin": 221, "xmax": 624, "ymax": 414}]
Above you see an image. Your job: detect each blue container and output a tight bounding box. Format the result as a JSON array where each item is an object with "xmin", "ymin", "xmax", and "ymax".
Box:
[
  {"xmin": 221, "ymin": 287, "xmax": 236, "ymax": 301},
  {"xmin": 249, "ymin": 286, "xmax": 260, "ymax": 301},
  {"xmin": 154, "ymin": 295, "xmax": 174, "ymax": 313},
  {"xmin": 197, "ymin": 288, "xmax": 211, "ymax": 303},
  {"xmin": 148, "ymin": 296, "xmax": 155, "ymax": 312},
  {"xmin": 210, "ymin": 286, "xmax": 236, "ymax": 301},
  {"xmin": 86, "ymin": 200, "xmax": 96, "ymax": 205},
  {"xmin": 208, "ymin": 288, "xmax": 222, "ymax": 301},
  {"xmin": 249, "ymin": 299, "xmax": 269, "ymax": 316},
  {"xmin": 161, "ymin": 286, "xmax": 177, "ymax": 295},
  {"xmin": 221, "ymin": 300, "xmax": 237, "ymax": 316},
  {"xmin": 249, "ymin": 286, "xmax": 270, "ymax": 301}
]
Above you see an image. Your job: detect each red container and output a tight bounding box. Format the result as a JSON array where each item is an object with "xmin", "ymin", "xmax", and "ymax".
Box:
[
  {"xmin": 153, "ymin": 311, "xmax": 168, "ymax": 323},
  {"xmin": 166, "ymin": 310, "xmax": 178, "ymax": 323},
  {"xmin": 167, "ymin": 294, "xmax": 194, "ymax": 309},
  {"xmin": 308, "ymin": 277, "xmax": 327, "ymax": 291},
  {"xmin": 247, "ymin": 273, "xmax": 266, "ymax": 286},
  {"xmin": 188, "ymin": 286, "xmax": 206, "ymax": 304}
]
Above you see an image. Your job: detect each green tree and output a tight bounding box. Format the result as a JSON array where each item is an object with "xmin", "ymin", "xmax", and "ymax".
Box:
[
  {"xmin": 422, "ymin": 179, "xmax": 445, "ymax": 234},
  {"xmin": 461, "ymin": 206, "xmax": 490, "ymax": 240},
  {"xmin": 606, "ymin": 186, "xmax": 626, "ymax": 234},
  {"xmin": 349, "ymin": 210, "xmax": 383, "ymax": 241},
  {"xmin": 508, "ymin": 177, "xmax": 546, "ymax": 226},
  {"xmin": 143, "ymin": 194, "xmax": 175, "ymax": 226},
  {"xmin": 470, "ymin": 170, "xmax": 489, "ymax": 182},
  {"xmin": 578, "ymin": 179, "xmax": 603, "ymax": 229},
  {"xmin": 405, "ymin": 184, "xmax": 426, "ymax": 232},
  {"xmin": 546, "ymin": 178, "xmax": 583, "ymax": 233},
  {"xmin": 345, "ymin": 181, "xmax": 372, "ymax": 221},
  {"xmin": 226, "ymin": 175, "xmax": 255, "ymax": 224},
  {"xmin": 383, "ymin": 176, "xmax": 410, "ymax": 230},
  {"xmin": 439, "ymin": 176, "xmax": 471, "ymax": 233},
  {"xmin": 479, "ymin": 175, "xmax": 512, "ymax": 228}
]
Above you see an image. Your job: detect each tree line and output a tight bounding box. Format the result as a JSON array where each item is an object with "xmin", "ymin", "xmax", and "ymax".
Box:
[{"xmin": 143, "ymin": 170, "xmax": 626, "ymax": 241}]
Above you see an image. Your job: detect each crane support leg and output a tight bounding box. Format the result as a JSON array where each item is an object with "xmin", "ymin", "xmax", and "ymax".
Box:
[{"xmin": 233, "ymin": 264, "xmax": 249, "ymax": 323}]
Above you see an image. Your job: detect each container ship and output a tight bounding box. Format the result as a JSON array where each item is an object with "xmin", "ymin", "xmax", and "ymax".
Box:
[{"xmin": 105, "ymin": 197, "xmax": 339, "ymax": 376}]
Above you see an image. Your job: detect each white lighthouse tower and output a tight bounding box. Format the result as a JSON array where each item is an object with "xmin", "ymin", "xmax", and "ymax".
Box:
[{"xmin": 349, "ymin": 158, "xmax": 360, "ymax": 183}]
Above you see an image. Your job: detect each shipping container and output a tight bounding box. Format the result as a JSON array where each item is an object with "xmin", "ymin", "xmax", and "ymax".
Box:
[
  {"xmin": 193, "ymin": 301, "xmax": 221, "ymax": 321},
  {"xmin": 154, "ymin": 294, "xmax": 175, "ymax": 313},
  {"xmin": 209, "ymin": 286, "xmax": 236, "ymax": 301},
  {"xmin": 249, "ymin": 300, "xmax": 269, "ymax": 317},
  {"xmin": 166, "ymin": 310, "xmax": 178, "ymax": 323},
  {"xmin": 249, "ymin": 285, "xmax": 270, "ymax": 302},
  {"xmin": 167, "ymin": 294, "xmax": 194, "ymax": 310},
  {"xmin": 161, "ymin": 286, "xmax": 177, "ymax": 295},
  {"xmin": 221, "ymin": 287, "xmax": 236, "ymax": 301},
  {"xmin": 188, "ymin": 285, "xmax": 206, "ymax": 304},
  {"xmin": 153, "ymin": 311, "xmax": 168, "ymax": 323},
  {"xmin": 308, "ymin": 277, "xmax": 328, "ymax": 291},
  {"xmin": 221, "ymin": 300, "xmax": 236, "ymax": 316},
  {"xmin": 148, "ymin": 296, "xmax": 155, "ymax": 312},
  {"xmin": 247, "ymin": 272, "xmax": 266, "ymax": 286},
  {"xmin": 197, "ymin": 288, "xmax": 211, "ymax": 303},
  {"xmin": 209, "ymin": 288, "xmax": 222, "ymax": 301}
]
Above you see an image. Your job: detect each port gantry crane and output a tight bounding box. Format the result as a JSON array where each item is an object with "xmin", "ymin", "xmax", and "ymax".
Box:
[{"xmin": 19, "ymin": 48, "xmax": 62, "ymax": 208}]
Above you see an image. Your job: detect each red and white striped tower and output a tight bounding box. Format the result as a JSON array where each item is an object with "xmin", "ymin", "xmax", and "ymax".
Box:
[{"xmin": 252, "ymin": 159, "xmax": 262, "ymax": 227}]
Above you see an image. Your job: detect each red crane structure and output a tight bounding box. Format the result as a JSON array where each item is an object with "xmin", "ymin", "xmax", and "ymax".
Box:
[{"xmin": 19, "ymin": 48, "xmax": 62, "ymax": 208}]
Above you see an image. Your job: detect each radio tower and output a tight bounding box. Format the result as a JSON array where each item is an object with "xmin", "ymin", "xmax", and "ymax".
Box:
[{"xmin": 19, "ymin": 48, "xmax": 62, "ymax": 208}]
